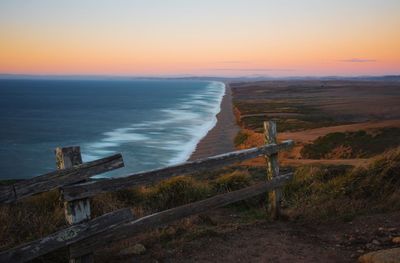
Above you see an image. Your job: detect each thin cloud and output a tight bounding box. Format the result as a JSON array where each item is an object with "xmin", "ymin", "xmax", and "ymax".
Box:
[
  {"xmin": 340, "ymin": 58, "xmax": 377, "ymax": 63},
  {"xmin": 211, "ymin": 68, "xmax": 295, "ymax": 72},
  {"xmin": 215, "ymin": 61, "xmax": 249, "ymax": 64}
]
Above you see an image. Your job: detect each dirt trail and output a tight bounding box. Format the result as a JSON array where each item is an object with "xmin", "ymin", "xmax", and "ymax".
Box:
[
  {"xmin": 118, "ymin": 210, "xmax": 400, "ymax": 263},
  {"xmin": 241, "ymin": 157, "xmax": 370, "ymax": 168},
  {"xmin": 171, "ymin": 221, "xmax": 351, "ymax": 263},
  {"xmin": 170, "ymin": 211, "xmax": 400, "ymax": 263},
  {"xmin": 281, "ymin": 158, "xmax": 370, "ymax": 167},
  {"xmin": 278, "ymin": 120, "xmax": 400, "ymax": 144}
]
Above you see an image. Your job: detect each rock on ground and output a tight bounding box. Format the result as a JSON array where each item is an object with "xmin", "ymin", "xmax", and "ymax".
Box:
[
  {"xmin": 118, "ymin": 244, "xmax": 146, "ymax": 256},
  {"xmin": 359, "ymin": 248, "xmax": 400, "ymax": 263}
]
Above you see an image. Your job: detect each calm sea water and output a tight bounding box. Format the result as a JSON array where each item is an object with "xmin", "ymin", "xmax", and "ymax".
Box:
[{"xmin": 0, "ymin": 79, "xmax": 225, "ymax": 180}]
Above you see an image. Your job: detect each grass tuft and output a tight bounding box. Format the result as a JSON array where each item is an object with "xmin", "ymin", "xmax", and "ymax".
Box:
[
  {"xmin": 144, "ymin": 176, "xmax": 210, "ymax": 211},
  {"xmin": 212, "ymin": 170, "xmax": 251, "ymax": 193}
]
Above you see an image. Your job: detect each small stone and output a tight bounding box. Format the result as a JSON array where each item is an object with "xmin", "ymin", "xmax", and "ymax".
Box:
[
  {"xmin": 359, "ymin": 248, "xmax": 400, "ymax": 263},
  {"xmin": 388, "ymin": 228, "xmax": 398, "ymax": 232},
  {"xmin": 357, "ymin": 249, "xmax": 365, "ymax": 253},
  {"xmin": 366, "ymin": 243, "xmax": 375, "ymax": 250},
  {"xmin": 392, "ymin": 237, "xmax": 400, "ymax": 244},
  {"xmin": 118, "ymin": 243, "xmax": 146, "ymax": 256},
  {"xmin": 372, "ymin": 239, "xmax": 381, "ymax": 246}
]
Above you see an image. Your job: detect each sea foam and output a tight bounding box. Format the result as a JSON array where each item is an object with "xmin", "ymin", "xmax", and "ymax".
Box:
[{"xmin": 83, "ymin": 81, "xmax": 225, "ymax": 177}]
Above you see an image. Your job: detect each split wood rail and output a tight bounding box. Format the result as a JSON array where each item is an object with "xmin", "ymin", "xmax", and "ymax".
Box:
[{"xmin": 0, "ymin": 121, "xmax": 294, "ymax": 263}]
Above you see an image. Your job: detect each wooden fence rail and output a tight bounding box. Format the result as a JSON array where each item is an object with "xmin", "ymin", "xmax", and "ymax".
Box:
[
  {"xmin": 0, "ymin": 120, "xmax": 294, "ymax": 263},
  {"xmin": 62, "ymin": 140, "xmax": 293, "ymax": 201},
  {"xmin": 0, "ymin": 153, "xmax": 124, "ymax": 204}
]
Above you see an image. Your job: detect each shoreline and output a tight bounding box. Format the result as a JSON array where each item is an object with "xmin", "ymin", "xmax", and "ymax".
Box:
[{"xmin": 189, "ymin": 83, "xmax": 239, "ymax": 160}]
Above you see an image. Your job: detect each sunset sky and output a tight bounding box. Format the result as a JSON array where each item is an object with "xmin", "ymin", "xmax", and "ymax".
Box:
[{"xmin": 0, "ymin": 0, "xmax": 399, "ymax": 77}]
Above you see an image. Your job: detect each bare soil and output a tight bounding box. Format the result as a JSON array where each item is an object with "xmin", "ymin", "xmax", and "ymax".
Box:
[
  {"xmin": 278, "ymin": 120, "xmax": 400, "ymax": 144},
  {"xmin": 113, "ymin": 210, "xmax": 400, "ymax": 263}
]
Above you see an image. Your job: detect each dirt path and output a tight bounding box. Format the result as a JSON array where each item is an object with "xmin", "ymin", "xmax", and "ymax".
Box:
[
  {"xmin": 278, "ymin": 120, "xmax": 400, "ymax": 144},
  {"xmin": 116, "ymin": 210, "xmax": 400, "ymax": 263},
  {"xmin": 281, "ymin": 158, "xmax": 370, "ymax": 168},
  {"xmin": 170, "ymin": 212, "xmax": 400, "ymax": 263},
  {"xmin": 171, "ymin": 221, "xmax": 351, "ymax": 263},
  {"xmin": 241, "ymin": 157, "xmax": 370, "ymax": 168}
]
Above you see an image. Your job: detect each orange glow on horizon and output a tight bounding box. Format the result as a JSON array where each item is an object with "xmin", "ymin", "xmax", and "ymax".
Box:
[{"xmin": 1, "ymin": 0, "xmax": 399, "ymax": 76}]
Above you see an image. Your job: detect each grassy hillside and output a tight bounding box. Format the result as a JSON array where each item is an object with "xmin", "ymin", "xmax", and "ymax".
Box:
[
  {"xmin": 231, "ymin": 80, "xmax": 400, "ymax": 134},
  {"xmin": 233, "ymin": 100, "xmax": 343, "ymax": 133},
  {"xmin": 285, "ymin": 147, "xmax": 400, "ymax": 220}
]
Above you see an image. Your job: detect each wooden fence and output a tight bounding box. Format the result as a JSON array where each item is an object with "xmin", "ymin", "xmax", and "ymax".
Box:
[{"xmin": 0, "ymin": 121, "xmax": 294, "ymax": 263}]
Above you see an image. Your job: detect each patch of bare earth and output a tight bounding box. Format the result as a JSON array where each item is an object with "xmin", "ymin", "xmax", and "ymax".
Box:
[
  {"xmin": 278, "ymin": 120, "xmax": 400, "ymax": 144},
  {"xmin": 281, "ymin": 158, "xmax": 370, "ymax": 168},
  {"xmin": 115, "ymin": 210, "xmax": 400, "ymax": 263}
]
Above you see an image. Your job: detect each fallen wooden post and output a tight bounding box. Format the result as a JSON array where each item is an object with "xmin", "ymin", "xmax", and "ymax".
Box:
[{"xmin": 63, "ymin": 140, "xmax": 294, "ymax": 201}]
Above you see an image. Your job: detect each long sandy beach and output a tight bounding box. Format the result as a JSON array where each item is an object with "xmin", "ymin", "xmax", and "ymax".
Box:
[{"xmin": 189, "ymin": 83, "xmax": 239, "ymax": 160}]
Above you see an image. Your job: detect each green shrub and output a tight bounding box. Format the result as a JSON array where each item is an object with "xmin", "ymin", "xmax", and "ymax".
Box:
[
  {"xmin": 213, "ymin": 170, "xmax": 251, "ymax": 193},
  {"xmin": 145, "ymin": 176, "xmax": 210, "ymax": 211},
  {"xmin": 213, "ymin": 170, "xmax": 266, "ymax": 211}
]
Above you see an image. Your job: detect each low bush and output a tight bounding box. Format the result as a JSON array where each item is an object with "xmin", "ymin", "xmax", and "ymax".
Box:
[
  {"xmin": 212, "ymin": 170, "xmax": 251, "ymax": 193},
  {"xmin": 144, "ymin": 176, "xmax": 210, "ymax": 211}
]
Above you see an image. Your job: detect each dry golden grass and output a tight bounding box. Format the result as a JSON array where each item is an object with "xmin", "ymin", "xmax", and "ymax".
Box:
[
  {"xmin": 283, "ymin": 147, "xmax": 400, "ymax": 221},
  {"xmin": 0, "ymin": 190, "xmax": 66, "ymax": 261}
]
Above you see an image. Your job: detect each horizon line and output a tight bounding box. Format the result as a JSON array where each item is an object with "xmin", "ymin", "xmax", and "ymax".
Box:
[{"xmin": 1, "ymin": 73, "xmax": 399, "ymax": 80}]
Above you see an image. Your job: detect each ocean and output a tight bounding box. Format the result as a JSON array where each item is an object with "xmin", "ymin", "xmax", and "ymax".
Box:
[{"xmin": 0, "ymin": 79, "xmax": 225, "ymax": 180}]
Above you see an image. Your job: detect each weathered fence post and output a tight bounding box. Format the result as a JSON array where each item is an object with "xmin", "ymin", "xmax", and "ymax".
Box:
[
  {"xmin": 264, "ymin": 121, "xmax": 281, "ymax": 219},
  {"xmin": 55, "ymin": 146, "xmax": 93, "ymax": 263}
]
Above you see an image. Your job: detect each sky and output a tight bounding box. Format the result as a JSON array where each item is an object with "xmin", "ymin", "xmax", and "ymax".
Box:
[{"xmin": 0, "ymin": 0, "xmax": 399, "ymax": 77}]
